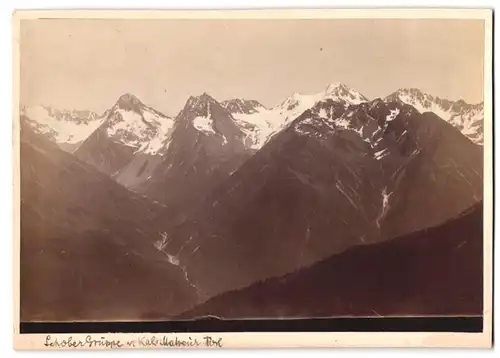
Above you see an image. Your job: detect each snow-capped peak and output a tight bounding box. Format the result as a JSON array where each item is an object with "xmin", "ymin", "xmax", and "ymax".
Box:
[
  {"xmin": 323, "ymin": 83, "xmax": 368, "ymax": 104},
  {"xmin": 224, "ymin": 83, "xmax": 370, "ymax": 150},
  {"xmin": 385, "ymin": 88, "xmax": 484, "ymax": 145},
  {"xmin": 104, "ymin": 94, "xmax": 175, "ymax": 155},
  {"xmin": 181, "ymin": 92, "xmax": 222, "ymax": 119},
  {"xmin": 277, "ymin": 83, "xmax": 367, "ymax": 112},
  {"xmin": 221, "ymin": 98, "xmax": 265, "ymax": 115},
  {"xmin": 324, "ymin": 82, "xmax": 345, "ymax": 93},
  {"xmin": 20, "ymin": 105, "xmax": 105, "ymax": 149},
  {"xmin": 114, "ymin": 93, "xmax": 146, "ymax": 112},
  {"xmin": 277, "ymin": 92, "xmax": 318, "ymax": 113},
  {"xmin": 186, "ymin": 92, "xmax": 217, "ymax": 107}
]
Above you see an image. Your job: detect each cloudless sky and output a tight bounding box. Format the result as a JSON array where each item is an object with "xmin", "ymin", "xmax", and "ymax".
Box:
[{"xmin": 20, "ymin": 18, "xmax": 485, "ymax": 116}]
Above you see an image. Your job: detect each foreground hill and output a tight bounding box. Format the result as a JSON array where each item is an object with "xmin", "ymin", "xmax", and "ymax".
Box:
[{"xmin": 180, "ymin": 202, "xmax": 483, "ymax": 319}]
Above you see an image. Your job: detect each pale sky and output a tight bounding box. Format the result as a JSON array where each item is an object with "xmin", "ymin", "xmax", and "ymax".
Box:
[{"xmin": 20, "ymin": 18, "xmax": 485, "ymax": 116}]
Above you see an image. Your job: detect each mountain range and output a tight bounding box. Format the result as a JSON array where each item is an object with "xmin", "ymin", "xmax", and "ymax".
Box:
[
  {"xmin": 19, "ymin": 82, "xmax": 484, "ymax": 320},
  {"xmin": 154, "ymin": 97, "xmax": 482, "ymax": 298},
  {"xmin": 22, "ymin": 85, "xmax": 484, "ymax": 157}
]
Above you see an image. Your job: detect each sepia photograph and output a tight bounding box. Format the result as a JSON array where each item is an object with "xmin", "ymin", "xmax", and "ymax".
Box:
[{"xmin": 13, "ymin": 9, "xmax": 493, "ymax": 349}]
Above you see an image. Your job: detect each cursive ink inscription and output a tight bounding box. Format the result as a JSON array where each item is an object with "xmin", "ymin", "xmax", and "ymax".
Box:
[
  {"xmin": 203, "ymin": 336, "xmax": 223, "ymax": 347},
  {"xmin": 136, "ymin": 336, "xmax": 201, "ymax": 348},
  {"xmin": 43, "ymin": 334, "xmax": 223, "ymax": 349},
  {"xmin": 44, "ymin": 335, "xmax": 123, "ymax": 349}
]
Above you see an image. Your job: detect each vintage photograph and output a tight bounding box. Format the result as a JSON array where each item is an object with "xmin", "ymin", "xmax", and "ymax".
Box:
[{"xmin": 14, "ymin": 9, "xmax": 493, "ymax": 348}]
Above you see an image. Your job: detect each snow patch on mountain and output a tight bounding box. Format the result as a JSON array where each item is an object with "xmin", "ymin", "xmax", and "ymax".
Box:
[
  {"xmin": 229, "ymin": 83, "xmax": 369, "ymax": 149},
  {"xmin": 386, "ymin": 108, "xmax": 400, "ymax": 122},
  {"xmin": 166, "ymin": 253, "xmax": 180, "ymax": 266},
  {"xmin": 231, "ymin": 110, "xmax": 285, "ymax": 149},
  {"xmin": 107, "ymin": 110, "xmax": 149, "ymax": 144},
  {"xmin": 105, "ymin": 98, "xmax": 175, "ymax": 156},
  {"xmin": 21, "ymin": 105, "xmax": 104, "ymax": 146},
  {"xmin": 376, "ymin": 187, "xmax": 393, "ymax": 228},
  {"xmin": 395, "ymin": 92, "xmax": 452, "ymax": 120},
  {"xmin": 318, "ymin": 108, "xmax": 330, "ymax": 119},
  {"xmin": 386, "ymin": 88, "xmax": 483, "ymax": 145},
  {"xmin": 333, "ymin": 117, "xmax": 351, "ymax": 130},
  {"xmin": 324, "ymin": 82, "xmax": 368, "ymax": 105},
  {"xmin": 193, "ymin": 116, "xmax": 216, "ymax": 135},
  {"xmin": 221, "ymin": 98, "xmax": 265, "ymax": 115},
  {"xmin": 374, "ymin": 148, "xmax": 389, "ymax": 160}
]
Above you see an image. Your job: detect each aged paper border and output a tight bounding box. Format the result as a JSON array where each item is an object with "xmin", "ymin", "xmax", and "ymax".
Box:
[{"xmin": 12, "ymin": 8, "xmax": 493, "ymax": 349}]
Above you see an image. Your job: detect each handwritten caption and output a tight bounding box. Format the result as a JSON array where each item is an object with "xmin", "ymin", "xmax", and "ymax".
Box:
[{"xmin": 44, "ymin": 334, "xmax": 223, "ymax": 349}]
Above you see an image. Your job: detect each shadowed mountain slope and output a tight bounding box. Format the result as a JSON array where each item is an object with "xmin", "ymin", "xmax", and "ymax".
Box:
[
  {"xmin": 180, "ymin": 202, "xmax": 483, "ymax": 319},
  {"xmin": 20, "ymin": 120, "xmax": 198, "ymax": 321}
]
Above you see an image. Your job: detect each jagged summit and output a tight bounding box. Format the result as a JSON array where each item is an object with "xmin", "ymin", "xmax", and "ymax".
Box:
[
  {"xmin": 183, "ymin": 93, "xmax": 219, "ymax": 111},
  {"xmin": 277, "ymin": 82, "xmax": 368, "ymax": 113},
  {"xmin": 74, "ymin": 92, "xmax": 176, "ymax": 179},
  {"xmin": 197, "ymin": 92, "xmax": 215, "ymax": 100},
  {"xmin": 115, "ymin": 93, "xmax": 145, "ymax": 111},
  {"xmin": 323, "ymin": 82, "xmax": 369, "ymax": 104},
  {"xmin": 385, "ymin": 88, "xmax": 484, "ymax": 145},
  {"xmin": 370, "ymin": 97, "xmax": 385, "ymax": 106},
  {"xmin": 323, "ymin": 82, "xmax": 353, "ymax": 96},
  {"xmin": 388, "ymin": 88, "xmax": 476, "ymax": 107},
  {"xmin": 117, "ymin": 92, "xmax": 140, "ymax": 102},
  {"xmin": 221, "ymin": 98, "xmax": 265, "ymax": 115},
  {"xmin": 394, "ymin": 87, "xmax": 423, "ymax": 94},
  {"xmin": 324, "ymin": 82, "xmax": 345, "ymax": 92},
  {"xmin": 193, "ymin": 92, "xmax": 218, "ymax": 102}
]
